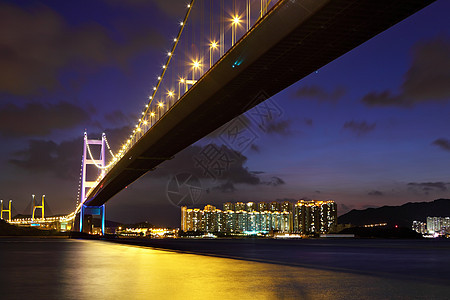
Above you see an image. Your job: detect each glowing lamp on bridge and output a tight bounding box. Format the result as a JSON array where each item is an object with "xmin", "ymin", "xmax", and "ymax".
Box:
[
  {"xmin": 191, "ymin": 60, "xmax": 202, "ymax": 81},
  {"xmin": 209, "ymin": 41, "xmax": 219, "ymax": 68},
  {"xmin": 231, "ymin": 15, "xmax": 242, "ymax": 45}
]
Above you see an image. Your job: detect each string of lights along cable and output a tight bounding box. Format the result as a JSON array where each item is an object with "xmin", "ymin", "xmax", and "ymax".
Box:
[
  {"xmin": 9, "ymin": 0, "xmax": 279, "ymax": 226},
  {"xmin": 84, "ymin": 0, "xmax": 278, "ymax": 202}
]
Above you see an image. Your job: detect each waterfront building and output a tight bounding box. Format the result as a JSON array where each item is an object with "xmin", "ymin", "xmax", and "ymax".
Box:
[
  {"xmin": 269, "ymin": 201, "xmax": 280, "ymax": 212},
  {"xmin": 258, "ymin": 202, "xmax": 268, "ymax": 212},
  {"xmin": 426, "ymin": 216, "xmax": 450, "ymax": 236},
  {"xmin": 246, "ymin": 202, "xmax": 256, "ymax": 212},
  {"xmin": 181, "ymin": 199, "xmax": 337, "ymax": 235},
  {"xmin": 223, "ymin": 202, "xmax": 234, "ymax": 211},
  {"xmin": 235, "ymin": 202, "xmax": 245, "ymax": 212}
]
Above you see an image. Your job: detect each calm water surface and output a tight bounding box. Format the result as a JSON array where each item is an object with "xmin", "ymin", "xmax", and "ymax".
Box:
[{"xmin": 0, "ymin": 238, "xmax": 449, "ymax": 299}]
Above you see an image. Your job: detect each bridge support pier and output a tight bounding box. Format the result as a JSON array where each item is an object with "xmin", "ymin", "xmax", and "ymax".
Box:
[{"xmin": 80, "ymin": 204, "xmax": 105, "ymax": 235}]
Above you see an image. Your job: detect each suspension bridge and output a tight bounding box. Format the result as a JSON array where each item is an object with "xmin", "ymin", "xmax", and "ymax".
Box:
[{"xmin": 2, "ymin": 0, "xmax": 436, "ymax": 234}]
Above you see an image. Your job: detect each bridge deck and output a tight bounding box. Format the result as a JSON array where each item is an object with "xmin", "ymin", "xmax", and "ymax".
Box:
[{"xmin": 84, "ymin": 0, "xmax": 435, "ymax": 207}]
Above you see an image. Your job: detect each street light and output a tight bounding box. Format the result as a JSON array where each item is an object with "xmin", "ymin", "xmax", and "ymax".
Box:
[
  {"xmin": 209, "ymin": 41, "xmax": 218, "ymax": 68},
  {"xmin": 178, "ymin": 78, "xmax": 185, "ymax": 98},
  {"xmin": 167, "ymin": 90, "xmax": 174, "ymax": 107},
  {"xmin": 158, "ymin": 102, "xmax": 164, "ymax": 118},
  {"xmin": 191, "ymin": 60, "xmax": 201, "ymax": 81},
  {"xmin": 232, "ymin": 15, "xmax": 241, "ymax": 45}
]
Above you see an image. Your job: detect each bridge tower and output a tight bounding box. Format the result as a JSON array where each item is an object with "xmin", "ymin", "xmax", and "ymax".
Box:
[
  {"xmin": 79, "ymin": 132, "xmax": 106, "ymax": 235},
  {"xmin": 0, "ymin": 199, "xmax": 12, "ymax": 221},
  {"xmin": 31, "ymin": 195, "xmax": 44, "ymax": 220}
]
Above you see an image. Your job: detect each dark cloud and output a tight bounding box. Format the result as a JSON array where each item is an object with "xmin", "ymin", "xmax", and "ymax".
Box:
[
  {"xmin": 292, "ymin": 85, "xmax": 346, "ymax": 102},
  {"xmin": 250, "ymin": 144, "xmax": 260, "ymax": 153},
  {"xmin": 213, "ymin": 181, "xmax": 236, "ymax": 193},
  {"xmin": 8, "ymin": 126, "xmax": 131, "ymax": 179},
  {"xmin": 266, "ymin": 120, "xmax": 292, "ymax": 136},
  {"xmin": 343, "ymin": 120, "xmax": 376, "ymax": 136},
  {"xmin": 315, "ymin": 190, "xmax": 320, "ymax": 194},
  {"xmin": 304, "ymin": 118, "xmax": 313, "ymax": 126},
  {"xmin": 262, "ymin": 176, "xmax": 285, "ymax": 186},
  {"xmin": 9, "ymin": 139, "xmax": 80, "ymax": 180},
  {"xmin": 105, "ymin": 110, "xmax": 133, "ymax": 126},
  {"xmin": 368, "ymin": 190, "xmax": 383, "ymax": 196},
  {"xmin": 154, "ymin": 144, "xmax": 260, "ymax": 185},
  {"xmin": 0, "ymin": 3, "xmax": 164, "ymax": 96},
  {"xmin": 407, "ymin": 182, "xmax": 448, "ymax": 194},
  {"xmin": 432, "ymin": 138, "xmax": 450, "ymax": 152},
  {"xmin": 0, "ymin": 102, "xmax": 90, "ymax": 138},
  {"xmin": 153, "ymin": 144, "xmax": 286, "ymax": 192},
  {"xmin": 362, "ymin": 37, "xmax": 450, "ymax": 107}
]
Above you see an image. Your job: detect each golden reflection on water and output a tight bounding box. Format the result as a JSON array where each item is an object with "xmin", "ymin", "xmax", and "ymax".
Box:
[{"xmin": 60, "ymin": 240, "xmax": 445, "ymax": 300}]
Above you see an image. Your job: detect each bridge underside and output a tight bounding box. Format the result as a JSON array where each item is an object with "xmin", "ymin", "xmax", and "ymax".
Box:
[{"xmin": 84, "ymin": 0, "xmax": 435, "ymax": 207}]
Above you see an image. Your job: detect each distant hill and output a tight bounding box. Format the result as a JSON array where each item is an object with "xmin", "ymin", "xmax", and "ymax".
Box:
[{"xmin": 338, "ymin": 199, "xmax": 450, "ymax": 227}]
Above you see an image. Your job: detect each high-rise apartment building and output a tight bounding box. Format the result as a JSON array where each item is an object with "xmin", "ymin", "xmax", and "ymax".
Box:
[{"xmin": 181, "ymin": 199, "xmax": 337, "ymax": 235}]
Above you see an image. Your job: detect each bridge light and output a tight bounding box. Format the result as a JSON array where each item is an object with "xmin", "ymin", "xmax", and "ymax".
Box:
[
  {"xmin": 143, "ymin": 121, "xmax": 148, "ymax": 125},
  {"xmin": 179, "ymin": 78, "xmax": 185, "ymax": 83},
  {"xmin": 167, "ymin": 52, "xmax": 172, "ymax": 56},
  {"xmin": 173, "ymin": 38, "xmax": 177, "ymax": 42},
  {"xmin": 150, "ymin": 112, "xmax": 155, "ymax": 117},
  {"xmin": 233, "ymin": 16, "xmax": 241, "ymax": 25},
  {"xmin": 137, "ymin": 128, "xmax": 141, "ymax": 132},
  {"xmin": 180, "ymin": 22, "xmax": 184, "ymax": 26},
  {"xmin": 168, "ymin": 91, "xmax": 174, "ymax": 97},
  {"xmin": 158, "ymin": 76, "xmax": 161, "ymax": 80},
  {"xmin": 210, "ymin": 41, "xmax": 218, "ymax": 49},
  {"xmin": 192, "ymin": 60, "xmax": 200, "ymax": 69},
  {"xmin": 158, "ymin": 102, "xmax": 164, "ymax": 108},
  {"xmin": 153, "ymin": 87, "xmax": 157, "ymax": 91}
]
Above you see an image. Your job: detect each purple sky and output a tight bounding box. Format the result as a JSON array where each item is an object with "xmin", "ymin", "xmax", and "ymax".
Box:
[{"xmin": 0, "ymin": 0, "xmax": 449, "ymax": 227}]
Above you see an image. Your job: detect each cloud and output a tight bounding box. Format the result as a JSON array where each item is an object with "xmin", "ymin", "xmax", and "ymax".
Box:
[
  {"xmin": 262, "ymin": 176, "xmax": 285, "ymax": 186},
  {"xmin": 213, "ymin": 181, "xmax": 236, "ymax": 193},
  {"xmin": 368, "ymin": 190, "xmax": 383, "ymax": 196},
  {"xmin": 362, "ymin": 37, "xmax": 450, "ymax": 107},
  {"xmin": 432, "ymin": 138, "xmax": 450, "ymax": 152},
  {"xmin": 8, "ymin": 126, "xmax": 131, "ymax": 179},
  {"xmin": 104, "ymin": 110, "xmax": 133, "ymax": 127},
  {"xmin": 292, "ymin": 85, "xmax": 346, "ymax": 102},
  {"xmin": 304, "ymin": 118, "xmax": 313, "ymax": 126},
  {"xmin": 250, "ymin": 144, "xmax": 260, "ymax": 153},
  {"xmin": 266, "ymin": 120, "xmax": 292, "ymax": 136},
  {"xmin": 152, "ymin": 143, "xmax": 285, "ymax": 192},
  {"xmin": 9, "ymin": 139, "xmax": 80, "ymax": 180},
  {"xmin": 0, "ymin": 102, "xmax": 90, "ymax": 138},
  {"xmin": 0, "ymin": 3, "xmax": 164, "ymax": 96},
  {"xmin": 407, "ymin": 182, "xmax": 448, "ymax": 194},
  {"xmin": 343, "ymin": 120, "xmax": 376, "ymax": 136}
]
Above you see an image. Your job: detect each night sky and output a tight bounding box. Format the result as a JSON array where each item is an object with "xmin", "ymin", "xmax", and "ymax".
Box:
[{"xmin": 1, "ymin": 0, "xmax": 449, "ymax": 227}]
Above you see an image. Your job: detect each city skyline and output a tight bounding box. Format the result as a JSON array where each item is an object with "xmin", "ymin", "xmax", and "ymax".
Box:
[{"xmin": 0, "ymin": 0, "xmax": 449, "ymax": 227}]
